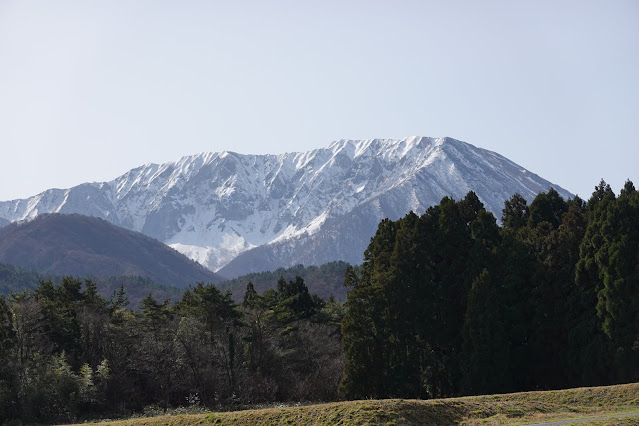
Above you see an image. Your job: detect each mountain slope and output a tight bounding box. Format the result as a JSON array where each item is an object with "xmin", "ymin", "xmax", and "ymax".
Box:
[
  {"xmin": 0, "ymin": 214, "xmax": 221, "ymax": 287},
  {"xmin": 0, "ymin": 137, "xmax": 572, "ymax": 276}
]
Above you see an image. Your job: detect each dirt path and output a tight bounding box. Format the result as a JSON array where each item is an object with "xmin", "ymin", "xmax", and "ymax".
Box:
[{"xmin": 526, "ymin": 411, "xmax": 639, "ymax": 425}]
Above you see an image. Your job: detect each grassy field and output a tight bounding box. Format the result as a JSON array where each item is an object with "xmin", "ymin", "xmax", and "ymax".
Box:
[{"xmin": 65, "ymin": 382, "xmax": 639, "ymax": 425}]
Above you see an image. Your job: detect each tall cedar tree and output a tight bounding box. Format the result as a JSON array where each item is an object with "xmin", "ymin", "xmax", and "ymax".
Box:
[{"xmin": 341, "ymin": 184, "xmax": 639, "ymax": 399}]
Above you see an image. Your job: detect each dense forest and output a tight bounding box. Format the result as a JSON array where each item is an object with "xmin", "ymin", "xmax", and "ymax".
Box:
[
  {"xmin": 217, "ymin": 261, "xmax": 350, "ymax": 302},
  {"xmin": 0, "ymin": 264, "xmax": 183, "ymax": 308},
  {"xmin": 341, "ymin": 179, "xmax": 639, "ymax": 399},
  {"xmin": 0, "ymin": 275, "xmax": 344, "ymax": 423},
  {"xmin": 0, "ymin": 179, "xmax": 637, "ymax": 423}
]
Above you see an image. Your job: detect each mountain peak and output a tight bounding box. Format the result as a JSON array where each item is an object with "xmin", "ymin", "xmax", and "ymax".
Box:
[{"xmin": 0, "ymin": 137, "xmax": 572, "ymax": 276}]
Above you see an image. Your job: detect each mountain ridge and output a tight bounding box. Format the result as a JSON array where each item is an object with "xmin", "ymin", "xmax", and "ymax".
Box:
[{"xmin": 0, "ymin": 137, "xmax": 572, "ymax": 276}]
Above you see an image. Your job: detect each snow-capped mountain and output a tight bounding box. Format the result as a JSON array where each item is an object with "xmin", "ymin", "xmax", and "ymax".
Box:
[{"xmin": 0, "ymin": 137, "xmax": 572, "ymax": 277}]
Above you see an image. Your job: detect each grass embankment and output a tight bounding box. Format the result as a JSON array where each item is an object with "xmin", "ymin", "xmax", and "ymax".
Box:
[{"xmin": 66, "ymin": 382, "xmax": 639, "ymax": 425}]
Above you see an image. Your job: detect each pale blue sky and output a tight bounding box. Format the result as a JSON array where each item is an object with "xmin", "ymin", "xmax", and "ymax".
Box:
[{"xmin": 1, "ymin": 1, "xmax": 637, "ymax": 201}]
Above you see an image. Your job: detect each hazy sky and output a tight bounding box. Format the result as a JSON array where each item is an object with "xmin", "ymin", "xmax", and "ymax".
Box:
[{"xmin": 1, "ymin": 1, "xmax": 637, "ymax": 201}]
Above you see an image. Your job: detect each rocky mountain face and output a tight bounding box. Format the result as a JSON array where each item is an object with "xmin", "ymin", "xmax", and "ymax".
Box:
[
  {"xmin": 0, "ymin": 137, "xmax": 572, "ymax": 277},
  {"xmin": 0, "ymin": 214, "xmax": 221, "ymax": 287}
]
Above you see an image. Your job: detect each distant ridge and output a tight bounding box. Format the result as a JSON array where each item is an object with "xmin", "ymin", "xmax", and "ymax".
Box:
[
  {"xmin": 0, "ymin": 137, "xmax": 572, "ymax": 276},
  {"xmin": 0, "ymin": 214, "xmax": 221, "ymax": 287}
]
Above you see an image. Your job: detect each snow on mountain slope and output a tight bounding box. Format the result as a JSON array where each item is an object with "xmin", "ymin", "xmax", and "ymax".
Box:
[{"xmin": 0, "ymin": 137, "xmax": 572, "ymax": 276}]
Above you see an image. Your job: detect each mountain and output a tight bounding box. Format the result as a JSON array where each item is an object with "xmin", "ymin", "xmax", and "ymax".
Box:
[
  {"xmin": 0, "ymin": 214, "xmax": 221, "ymax": 287},
  {"xmin": 0, "ymin": 137, "xmax": 572, "ymax": 277}
]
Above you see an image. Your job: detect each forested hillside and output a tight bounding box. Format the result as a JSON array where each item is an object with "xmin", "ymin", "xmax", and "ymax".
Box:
[
  {"xmin": 0, "ymin": 179, "xmax": 637, "ymax": 424},
  {"xmin": 0, "ymin": 260, "xmax": 348, "ymax": 308},
  {"xmin": 0, "ymin": 263, "xmax": 184, "ymax": 308},
  {"xmin": 217, "ymin": 261, "xmax": 350, "ymax": 302},
  {"xmin": 0, "ymin": 262, "xmax": 55, "ymax": 294}
]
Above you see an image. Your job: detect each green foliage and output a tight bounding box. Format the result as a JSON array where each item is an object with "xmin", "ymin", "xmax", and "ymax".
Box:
[
  {"xmin": 2, "ymin": 178, "xmax": 639, "ymax": 423},
  {"xmin": 461, "ymin": 269, "xmax": 512, "ymax": 395},
  {"xmin": 0, "ymin": 263, "xmax": 184, "ymax": 310},
  {"xmin": 218, "ymin": 261, "xmax": 350, "ymax": 302},
  {"xmin": 502, "ymin": 193, "xmax": 529, "ymax": 230},
  {"xmin": 0, "ymin": 296, "xmax": 14, "ymax": 355},
  {"xmin": 341, "ymin": 193, "xmax": 499, "ymax": 399},
  {"xmin": 341, "ymin": 181, "xmax": 639, "ymax": 400},
  {"xmin": 315, "ymin": 294, "xmax": 346, "ymax": 326},
  {"xmin": 238, "ymin": 273, "xmax": 343, "ymax": 402},
  {"xmin": 595, "ymin": 181, "xmax": 639, "ymax": 350},
  {"xmin": 275, "ymin": 276, "xmax": 319, "ymax": 320},
  {"xmin": 528, "ymin": 187, "xmax": 568, "ymax": 229},
  {"xmin": 17, "ymin": 351, "xmax": 109, "ymax": 423},
  {"xmin": 0, "ymin": 262, "xmax": 55, "ymax": 294}
]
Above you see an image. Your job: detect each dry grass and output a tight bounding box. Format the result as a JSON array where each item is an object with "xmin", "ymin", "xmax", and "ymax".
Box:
[{"xmin": 64, "ymin": 382, "xmax": 639, "ymax": 425}]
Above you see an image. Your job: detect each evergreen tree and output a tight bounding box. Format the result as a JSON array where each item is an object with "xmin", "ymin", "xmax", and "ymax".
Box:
[
  {"xmin": 240, "ymin": 281, "xmax": 273, "ymax": 379},
  {"xmin": 242, "ymin": 281, "xmax": 259, "ymax": 307},
  {"xmin": 528, "ymin": 188, "xmax": 568, "ymax": 229},
  {"xmin": 137, "ymin": 293, "xmax": 182, "ymax": 409},
  {"xmin": 427, "ymin": 196, "xmax": 474, "ymax": 397},
  {"xmin": 276, "ymin": 276, "xmax": 317, "ymax": 319},
  {"xmin": 461, "ymin": 269, "xmax": 511, "ymax": 395},
  {"xmin": 177, "ymin": 283, "xmax": 240, "ymax": 398},
  {"xmin": 384, "ymin": 211, "xmax": 423, "ymax": 397},
  {"xmin": 502, "ymin": 193, "xmax": 529, "ymax": 230},
  {"xmin": 34, "ymin": 278, "xmax": 84, "ymax": 366},
  {"xmin": 340, "ymin": 219, "xmax": 397, "ymax": 398},
  {"xmin": 596, "ymin": 181, "xmax": 639, "ymax": 357},
  {"xmin": 0, "ymin": 296, "xmax": 17, "ymax": 421},
  {"xmin": 573, "ymin": 179, "xmax": 618, "ymax": 385},
  {"xmin": 460, "ymin": 208, "xmax": 509, "ymax": 395},
  {"xmin": 493, "ymin": 228, "xmax": 536, "ymax": 390}
]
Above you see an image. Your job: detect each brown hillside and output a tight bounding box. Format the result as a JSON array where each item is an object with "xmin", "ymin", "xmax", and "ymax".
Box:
[{"xmin": 0, "ymin": 213, "xmax": 220, "ymax": 288}]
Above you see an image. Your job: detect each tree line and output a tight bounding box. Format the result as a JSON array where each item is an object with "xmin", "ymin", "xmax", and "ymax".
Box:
[
  {"xmin": 0, "ymin": 179, "xmax": 637, "ymax": 423},
  {"xmin": 0, "ymin": 264, "xmax": 184, "ymax": 310},
  {"xmin": 0, "ymin": 276, "xmax": 344, "ymax": 423},
  {"xmin": 217, "ymin": 261, "xmax": 350, "ymax": 302},
  {"xmin": 341, "ymin": 180, "xmax": 639, "ymax": 399}
]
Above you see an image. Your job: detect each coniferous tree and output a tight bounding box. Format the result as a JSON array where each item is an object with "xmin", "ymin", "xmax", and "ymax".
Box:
[
  {"xmin": 340, "ymin": 219, "xmax": 397, "ymax": 398},
  {"xmin": 502, "ymin": 193, "xmax": 529, "ymax": 230},
  {"xmin": 177, "ymin": 283, "xmax": 240, "ymax": 400},
  {"xmin": 427, "ymin": 196, "xmax": 474, "ymax": 397},
  {"xmin": 276, "ymin": 276, "xmax": 318, "ymax": 319},
  {"xmin": 341, "ymin": 193, "xmax": 496, "ymax": 399},
  {"xmin": 241, "ymin": 281, "xmax": 274, "ymax": 383},
  {"xmin": 573, "ymin": 180, "xmax": 618, "ymax": 384},
  {"xmin": 460, "ymin": 208, "xmax": 509, "ymax": 395},
  {"xmin": 0, "ymin": 296, "xmax": 16, "ymax": 420},
  {"xmin": 384, "ymin": 211, "xmax": 423, "ymax": 397},
  {"xmin": 528, "ymin": 188, "xmax": 568, "ymax": 229},
  {"xmin": 592, "ymin": 181, "xmax": 639, "ymax": 379},
  {"xmin": 461, "ymin": 269, "xmax": 512, "ymax": 395},
  {"xmin": 493, "ymin": 227, "xmax": 536, "ymax": 390},
  {"xmin": 137, "ymin": 294, "xmax": 180, "ymax": 409}
]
